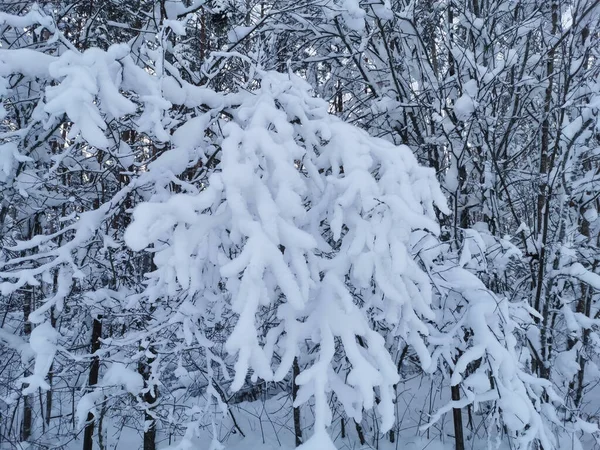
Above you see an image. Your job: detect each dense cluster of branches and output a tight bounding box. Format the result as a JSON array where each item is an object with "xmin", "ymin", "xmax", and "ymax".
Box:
[{"xmin": 0, "ymin": 1, "xmax": 599, "ymax": 450}]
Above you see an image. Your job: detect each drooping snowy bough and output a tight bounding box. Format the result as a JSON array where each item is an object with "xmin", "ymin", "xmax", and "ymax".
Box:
[
  {"xmin": 124, "ymin": 71, "xmax": 565, "ymax": 448},
  {"xmin": 124, "ymin": 71, "xmax": 449, "ymax": 448}
]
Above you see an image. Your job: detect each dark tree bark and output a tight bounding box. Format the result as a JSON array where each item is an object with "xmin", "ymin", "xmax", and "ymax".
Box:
[
  {"xmin": 292, "ymin": 357, "xmax": 303, "ymax": 447},
  {"xmin": 139, "ymin": 346, "xmax": 157, "ymax": 450},
  {"xmin": 83, "ymin": 316, "xmax": 102, "ymax": 450},
  {"xmin": 21, "ymin": 288, "xmax": 32, "ymax": 442},
  {"xmin": 354, "ymin": 420, "xmax": 366, "ymax": 446},
  {"xmin": 451, "ymin": 384, "xmax": 465, "ymax": 450}
]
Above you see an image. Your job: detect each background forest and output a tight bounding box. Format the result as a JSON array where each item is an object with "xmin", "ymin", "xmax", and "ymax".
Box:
[{"xmin": 1, "ymin": 1, "xmax": 600, "ymax": 450}]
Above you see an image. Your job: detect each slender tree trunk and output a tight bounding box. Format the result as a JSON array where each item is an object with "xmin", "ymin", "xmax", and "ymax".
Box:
[
  {"xmin": 451, "ymin": 384, "xmax": 465, "ymax": 450},
  {"xmin": 83, "ymin": 316, "xmax": 102, "ymax": 450},
  {"xmin": 534, "ymin": 0, "xmax": 558, "ymax": 382},
  {"xmin": 139, "ymin": 346, "xmax": 157, "ymax": 450},
  {"xmin": 21, "ymin": 287, "xmax": 32, "ymax": 442},
  {"xmin": 292, "ymin": 357, "xmax": 302, "ymax": 447},
  {"xmin": 45, "ymin": 304, "xmax": 57, "ymax": 427},
  {"xmin": 354, "ymin": 420, "xmax": 366, "ymax": 446},
  {"xmin": 143, "ymin": 408, "xmax": 157, "ymax": 450}
]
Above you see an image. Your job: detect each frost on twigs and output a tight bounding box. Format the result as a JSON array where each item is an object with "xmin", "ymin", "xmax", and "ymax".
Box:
[
  {"xmin": 125, "ymin": 71, "xmax": 449, "ymax": 441},
  {"xmin": 414, "ymin": 225, "xmax": 565, "ymax": 449}
]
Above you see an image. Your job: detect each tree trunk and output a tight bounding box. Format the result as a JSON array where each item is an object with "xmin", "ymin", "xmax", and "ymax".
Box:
[
  {"xmin": 45, "ymin": 305, "xmax": 57, "ymax": 427},
  {"xmin": 139, "ymin": 346, "xmax": 157, "ymax": 450},
  {"xmin": 21, "ymin": 288, "xmax": 33, "ymax": 442},
  {"xmin": 292, "ymin": 357, "xmax": 302, "ymax": 447},
  {"xmin": 451, "ymin": 384, "xmax": 465, "ymax": 450},
  {"xmin": 143, "ymin": 408, "xmax": 157, "ymax": 450},
  {"xmin": 83, "ymin": 316, "xmax": 102, "ymax": 450},
  {"xmin": 533, "ymin": 0, "xmax": 558, "ymax": 383},
  {"xmin": 354, "ymin": 420, "xmax": 366, "ymax": 446}
]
